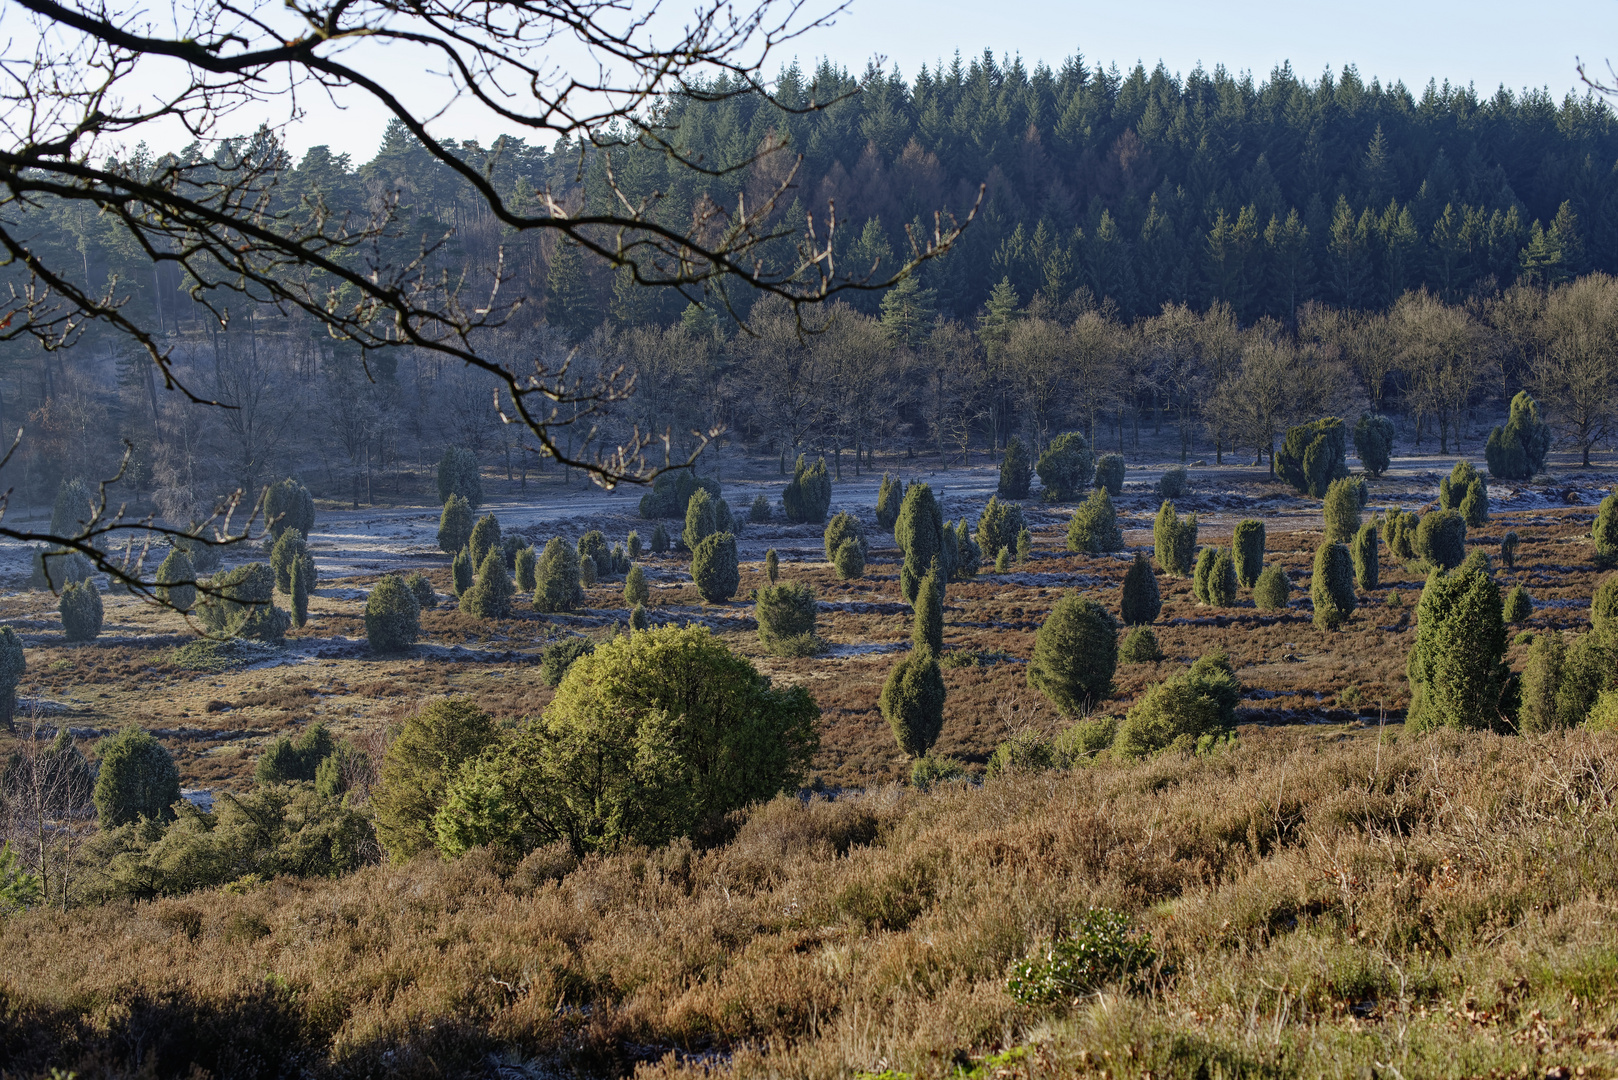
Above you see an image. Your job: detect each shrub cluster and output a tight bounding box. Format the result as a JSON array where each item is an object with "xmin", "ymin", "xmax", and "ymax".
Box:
[
  {"xmin": 1276, "ymin": 417, "xmax": 1349, "ymax": 496},
  {"xmin": 782, "ymin": 455, "xmax": 831, "ymax": 524},
  {"xmin": 1152, "ymin": 500, "xmax": 1197, "ymax": 576},
  {"xmin": 1485, "ymin": 391, "xmax": 1551, "ymax": 480},
  {"xmin": 1035, "ymin": 431, "xmax": 1093, "ymax": 501}
]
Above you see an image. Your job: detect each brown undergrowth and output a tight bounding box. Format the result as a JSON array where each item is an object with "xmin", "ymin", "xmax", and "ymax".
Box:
[{"xmin": 4, "ymin": 728, "xmax": 1618, "ymax": 1078}]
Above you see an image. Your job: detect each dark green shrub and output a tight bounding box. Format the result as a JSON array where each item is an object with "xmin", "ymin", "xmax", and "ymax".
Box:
[
  {"xmin": 372, "ymin": 697, "xmax": 497, "ymax": 859},
  {"xmin": 1460, "ymin": 478, "xmax": 1489, "ymax": 527},
  {"xmin": 624, "ymin": 564, "xmax": 649, "ymax": 606},
  {"xmin": 1311, "ymin": 541, "xmax": 1357, "ymax": 630},
  {"xmin": 651, "ymin": 522, "xmax": 670, "ymax": 553},
  {"xmin": 405, "ymin": 572, "xmax": 436, "ymax": 611},
  {"xmin": 1383, "ymin": 508, "xmax": 1419, "ymax": 561},
  {"xmin": 1035, "ymin": 432, "xmax": 1093, "ymax": 501},
  {"xmin": 50, "ymin": 476, "xmax": 93, "ymax": 538},
  {"xmin": 155, "ymin": 548, "xmax": 197, "ymax": 613},
  {"xmin": 1232, "ymin": 520, "xmax": 1265, "ymax": 588},
  {"xmin": 451, "ymin": 547, "xmax": 474, "ymax": 596},
  {"xmin": 692, "ymin": 532, "xmax": 739, "ymax": 603},
  {"xmin": 1503, "ymin": 584, "xmax": 1532, "ymax": 623},
  {"xmin": 1591, "ymin": 573, "xmax": 1618, "ymax": 637},
  {"xmin": 436, "ymin": 447, "xmax": 482, "ymax": 508},
  {"xmin": 1351, "ymin": 520, "xmax": 1380, "ymax": 591},
  {"xmin": 365, "ymin": 575, "xmax": 420, "ymax": 653},
  {"xmin": 1193, "ymin": 546, "xmax": 1217, "ymax": 603},
  {"xmin": 952, "ymin": 519, "xmax": 981, "ymax": 579},
  {"xmin": 998, "ymin": 437, "xmax": 1031, "ymax": 499},
  {"xmin": 912, "ymin": 568, "xmax": 944, "ymax": 655},
  {"xmin": 629, "ymin": 602, "xmax": 649, "ymax": 631},
  {"xmin": 626, "ymin": 531, "xmax": 642, "ymax": 560},
  {"xmin": 60, "ymin": 580, "xmax": 102, "ymax": 642},
  {"xmin": 514, "ymin": 546, "xmax": 537, "ymax": 592},
  {"xmin": 1276, "ymin": 417, "xmax": 1349, "ymax": 497},
  {"xmin": 1253, "ymin": 565, "xmax": 1291, "ymax": 611},
  {"xmin": 501, "ymin": 533, "xmax": 524, "ymax": 569},
  {"xmin": 834, "ymin": 538, "xmax": 865, "ymax": 580},
  {"xmin": 29, "ymin": 547, "xmax": 93, "ymax": 591},
  {"xmin": 291, "ymin": 553, "xmax": 313, "ymax": 628},
  {"xmin": 438, "ymin": 494, "xmax": 474, "ymax": 555},
  {"xmin": 910, "ymin": 753, "xmax": 965, "ymax": 790},
  {"xmin": 714, "ymin": 498, "xmax": 739, "ymax": 539},
  {"xmin": 575, "ymin": 530, "xmax": 609, "ymax": 579},
  {"xmin": 1207, "ymin": 549, "xmax": 1238, "ymax": 606},
  {"xmin": 976, "ymin": 496, "xmax": 1025, "ymax": 563},
  {"xmin": 1067, "ymin": 488, "xmax": 1124, "ymax": 553},
  {"xmin": 1486, "ymin": 391, "xmax": 1551, "ymax": 480},
  {"xmin": 197, "ymin": 563, "xmax": 288, "ymax": 642},
  {"xmin": 765, "ymin": 548, "xmax": 779, "ymax": 584},
  {"xmin": 1113, "ymin": 651, "xmax": 1241, "ymax": 758},
  {"xmin": 1322, "ymin": 476, "xmax": 1361, "ymax": 544},
  {"xmin": 173, "ymin": 532, "xmax": 222, "ymax": 574},
  {"xmin": 1406, "ymin": 563, "xmax": 1511, "ymax": 732},
  {"xmin": 1157, "ymin": 465, "xmax": 1188, "ymax": 498},
  {"xmin": 255, "ymin": 722, "xmax": 336, "ymax": 784},
  {"xmin": 1416, "ymin": 509, "xmax": 1467, "ymax": 570},
  {"xmin": 1028, "ymin": 592, "xmax": 1118, "ymax": 716},
  {"xmin": 540, "ymin": 637, "xmax": 594, "ymax": 687},
  {"xmin": 533, "ymin": 537, "xmax": 585, "ymax": 613},
  {"xmin": 1119, "ymin": 552, "xmax": 1161, "ymax": 625},
  {"xmin": 876, "ymin": 473, "xmax": 905, "ymax": 531},
  {"xmin": 1094, "ymin": 453, "xmax": 1125, "ymax": 495},
  {"xmin": 757, "ymin": 581, "xmax": 818, "ymax": 653},
  {"xmin": 579, "ymin": 554, "xmax": 598, "ymax": 589},
  {"xmin": 1119, "ymin": 626, "xmax": 1163, "ymax": 663},
  {"xmin": 749, "ymin": 494, "xmax": 771, "ymax": 523},
  {"xmin": 270, "ymin": 528, "xmax": 306, "ymax": 593},
  {"xmin": 1439, "ymin": 461, "xmax": 1481, "ymax": 511},
  {"xmin": 468, "ymin": 514, "xmax": 502, "ymax": 568},
  {"xmin": 262, "ymin": 477, "xmax": 316, "ymax": 543},
  {"xmin": 823, "ymin": 512, "xmax": 865, "ymax": 562},
  {"xmin": 0, "ymin": 627, "xmax": 22, "ymax": 732},
  {"xmin": 1016, "ymin": 528, "xmax": 1032, "ymax": 563},
  {"xmin": 460, "ymin": 548, "xmax": 515, "ymax": 619},
  {"xmin": 1520, "ymin": 631, "xmax": 1608, "ymax": 732},
  {"xmin": 93, "ymin": 726, "xmax": 181, "ymax": 827},
  {"xmin": 1152, "ymin": 500, "xmax": 1198, "ymax": 576},
  {"xmin": 1006, "ymin": 910, "xmax": 1157, "ymax": 1004},
  {"xmin": 896, "ymin": 482, "xmax": 946, "ymax": 604},
  {"xmin": 637, "ymin": 470, "xmax": 721, "ymax": 519},
  {"xmin": 683, "ymin": 489, "xmax": 717, "ymax": 551},
  {"xmin": 880, "ymin": 647, "xmax": 946, "ymax": 756},
  {"xmin": 1594, "ymin": 495, "xmax": 1618, "ymax": 567},
  {"xmin": 1501, "ymin": 531, "xmax": 1520, "ymax": 569},
  {"xmin": 782, "ymin": 454, "xmax": 832, "ymax": 524},
  {"xmin": 1353, "ymin": 413, "xmax": 1395, "ymax": 477}
]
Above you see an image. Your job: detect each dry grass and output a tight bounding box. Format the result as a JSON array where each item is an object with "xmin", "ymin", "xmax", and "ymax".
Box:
[{"xmin": 6, "ymin": 728, "xmax": 1618, "ymax": 1078}]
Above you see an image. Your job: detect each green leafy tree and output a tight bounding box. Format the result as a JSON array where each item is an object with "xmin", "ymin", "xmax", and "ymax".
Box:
[
  {"xmin": 1322, "ymin": 477, "xmax": 1361, "ymax": 544},
  {"xmin": 1416, "ymin": 509, "xmax": 1467, "ymax": 570},
  {"xmin": 1353, "ymin": 413, "xmax": 1395, "ymax": 477},
  {"xmin": 1153, "ymin": 501, "xmax": 1198, "ymax": 576},
  {"xmin": 263, "ymin": 477, "xmax": 316, "ymax": 541},
  {"xmin": 834, "ymin": 539, "xmax": 866, "ymax": 580},
  {"xmin": 683, "ymin": 488, "xmax": 717, "ymax": 551},
  {"xmin": 270, "ymin": 528, "xmax": 307, "ymax": 593},
  {"xmin": 1035, "ymin": 432, "xmax": 1094, "ymax": 501},
  {"xmin": 1276, "ymin": 417, "xmax": 1349, "ymax": 496},
  {"xmin": 468, "ymin": 514, "xmax": 502, "ymax": 568},
  {"xmin": 534, "ymin": 537, "xmax": 585, "ymax": 613},
  {"xmin": 1028, "ymin": 592, "xmax": 1119, "ymax": 715},
  {"xmin": 1232, "ymin": 520, "xmax": 1265, "ymax": 587},
  {"xmin": 1113, "ymin": 652, "xmax": 1241, "ymax": 758},
  {"xmin": 59, "ymin": 580, "xmax": 103, "ymax": 642},
  {"xmin": 691, "ymin": 532, "xmax": 739, "ymax": 603},
  {"xmin": 624, "ymin": 564, "xmax": 649, "ymax": 607},
  {"xmin": 93, "ymin": 726, "xmax": 181, "ymax": 827},
  {"xmin": 155, "ymin": 547, "xmax": 197, "ymax": 613},
  {"xmin": 1351, "ymin": 520, "xmax": 1380, "ymax": 591},
  {"xmin": 438, "ymin": 494, "xmax": 474, "ymax": 555},
  {"xmin": 365, "ymin": 574, "xmax": 421, "ymax": 653},
  {"xmin": 1485, "ymin": 391, "xmax": 1551, "ymax": 480},
  {"xmin": 1120, "ymin": 552, "xmax": 1161, "ymax": 625},
  {"xmin": 1311, "ymin": 541, "xmax": 1357, "ymax": 629},
  {"xmin": 451, "ymin": 547, "xmax": 474, "ymax": 596},
  {"xmin": 1067, "ymin": 488, "xmax": 1124, "ymax": 553},
  {"xmin": 876, "ymin": 474, "xmax": 904, "ymax": 531},
  {"xmin": 436, "ymin": 447, "xmax": 483, "ymax": 508},
  {"xmin": 782, "ymin": 455, "xmax": 832, "ymax": 524},
  {"xmin": 1094, "ymin": 454, "xmax": 1125, "ymax": 495},
  {"xmin": 1254, "ymin": 565, "xmax": 1292, "ymax": 611},
  {"xmin": 757, "ymin": 581, "xmax": 818, "ymax": 653},
  {"xmin": 372, "ymin": 698, "xmax": 498, "ymax": 860},
  {"xmin": 0, "ymin": 626, "xmax": 24, "ymax": 732},
  {"xmin": 880, "ymin": 647, "xmax": 946, "ymax": 757},
  {"xmin": 1406, "ymin": 564, "xmax": 1511, "ymax": 732},
  {"xmin": 460, "ymin": 548, "xmax": 515, "ymax": 619},
  {"xmin": 1593, "ymin": 495, "xmax": 1618, "ymax": 567},
  {"xmin": 998, "ymin": 437, "xmax": 1031, "ymax": 499},
  {"xmin": 896, "ymin": 482, "xmax": 947, "ymax": 604},
  {"xmin": 823, "ymin": 512, "xmax": 865, "ymax": 562}
]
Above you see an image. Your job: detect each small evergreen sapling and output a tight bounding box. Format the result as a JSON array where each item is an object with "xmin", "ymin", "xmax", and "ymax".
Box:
[
  {"xmin": 998, "ymin": 437, "xmax": 1031, "ymax": 499},
  {"xmin": 1016, "ymin": 528, "xmax": 1032, "ymax": 564},
  {"xmin": 1094, "ymin": 453, "xmax": 1125, "ymax": 495},
  {"xmin": 624, "ymin": 564, "xmax": 649, "ymax": 607},
  {"xmin": 995, "ymin": 546, "xmax": 1012, "ymax": 573},
  {"xmin": 626, "ymin": 531, "xmax": 642, "ymax": 560},
  {"xmin": 757, "ymin": 581, "xmax": 818, "ymax": 654},
  {"xmin": 438, "ymin": 495, "xmax": 474, "ymax": 555},
  {"xmin": 1120, "ymin": 552, "xmax": 1161, "ymax": 625},
  {"xmin": 691, "ymin": 532, "xmax": 739, "ymax": 603},
  {"xmin": 629, "ymin": 603, "xmax": 649, "ymax": 631},
  {"xmin": 1157, "ymin": 465, "xmax": 1188, "ymax": 498},
  {"xmin": 1253, "ymin": 566, "xmax": 1291, "ymax": 611},
  {"xmin": 1028, "ymin": 592, "xmax": 1118, "ymax": 715},
  {"xmin": 365, "ymin": 575, "xmax": 421, "ymax": 653},
  {"xmin": 1119, "ymin": 626, "xmax": 1163, "ymax": 663},
  {"xmin": 765, "ymin": 548, "xmax": 779, "ymax": 584},
  {"xmin": 451, "ymin": 547, "xmax": 474, "ymax": 596},
  {"xmin": 1067, "ymin": 488, "xmax": 1124, "ymax": 552},
  {"xmin": 468, "ymin": 514, "xmax": 502, "ymax": 568},
  {"xmin": 60, "ymin": 580, "xmax": 103, "ymax": 642},
  {"xmin": 749, "ymin": 494, "xmax": 771, "ymax": 523},
  {"xmin": 1232, "ymin": 520, "xmax": 1265, "ymax": 588},
  {"xmin": 1351, "ymin": 520, "xmax": 1380, "ymax": 591},
  {"xmin": 650, "ymin": 522, "xmax": 670, "ymax": 554}
]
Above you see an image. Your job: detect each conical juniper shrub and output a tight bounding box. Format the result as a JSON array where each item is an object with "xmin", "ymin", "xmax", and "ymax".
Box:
[
  {"xmin": 683, "ymin": 489, "xmax": 717, "ymax": 552},
  {"xmin": 155, "ymin": 547, "xmax": 197, "ymax": 613},
  {"xmin": 691, "ymin": 532, "xmax": 739, "ymax": 603},
  {"xmin": 764, "ymin": 548, "xmax": 779, "ymax": 584},
  {"xmin": 1406, "ymin": 562, "xmax": 1511, "ymax": 733},
  {"xmin": 437, "ymin": 494, "xmax": 473, "ymax": 555},
  {"xmin": 1016, "ymin": 528, "xmax": 1032, "ymax": 564},
  {"xmin": 1119, "ymin": 552, "xmax": 1161, "ymax": 626},
  {"xmin": 650, "ymin": 522, "xmax": 670, "ymax": 554},
  {"xmin": 1503, "ymin": 584, "xmax": 1532, "ymax": 624},
  {"xmin": 1439, "ymin": 461, "xmax": 1481, "ymax": 510},
  {"xmin": 895, "ymin": 482, "xmax": 946, "ymax": 604},
  {"xmin": 1353, "ymin": 413, "xmax": 1395, "ymax": 477},
  {"xmin": 749, "ymin": 494, "xmax": 771, "ymax": 523},
  {"xmin": 876, "ymin": 474, "xmax": 904, "ymax": 531},
  {"xmin": 1352, "ymin": 520, "xmax": 1380, "ymax": 591},
  {"xmin": 533, "ymin": 537, "xmax": 584, "ymax": 613},
  {"xmin": 1591, "ymin": 573, "xmax": 1618, "ymax": 637},
  {"xmin": 451, "ymin": 547, "xmax": 474, "ymax": 597},
  {"xmin": 0, "ymin": 627, "xmax": 22, "ymax": 731},
  {"xmin": 1118, "ymin": 625, "xmax": 1163, "ymax": 663},
  {"xmin": 1034, "ymin": 431, "xmax": 1093, "ymax": 501},
  {"xmin": 997, "ymin": 437, "xmax": 1031, "ymax": 499},
  {"xmin": 1382, "ymin": 509, "xmax": 1419, "ymax": 561},
  {"xmin": 1066, "ymin": 488, "xmax": 1123, "ymax": 553},
  {"xmin": 834, "ymin": 539, "xmax": 865, "ymax": 580},
  {"xmin": 577, "ymin": 530, "xmax": 611, "ymax": 580},
  {"xmin": 1594, "ymin": 496, "xmax": 1618, "ymax": 567},
  {"xmin": 460, "ymin": 547, "xmax": 515, "ymax": 619},
  {"xmin": 1485, "ymin": 391, "xmax": 1550, "ymax": 480},
  {"xmin": 1232, "ymin": 520, "xmax": 1265, "ymax": 588},
  {"xmin": 468, "ymin": 514, "xmax": 501, "ymax": 568},
  {"xmin": 1027, "ymin": 591, "xmax": 1118, "ymax": 716},
  {"xmin": 912, "ymin": 569, "xmax": 944, "ymax": 655},
  {"xmin": 270, "ymin": 528, "xmax": 307, "ymax": 594},
  {"xmin": 624, "ymin": 564, "xmax": 650, "ymax": 607},
  {"xmin": 1416, "ymin": 509, "xmax": 1467, "ymax": 570},
  {"xmin": 823, "ymin": 512, "xmax": 865, "ymax": 562},
  {"xmin": 60, "ymin": 580, "xmax": 103, "ymax": 642},
  {"xmin": 1094, "ymin": 453, "xmax": 1125, "ymax": 495},
  {"xmin": 515, "ymin": 546, "xmax": 537, "ymax": 592},
  {"xmin": 1153, "ymin": 501, "xmax": 1197, "ymax": 576},
  {"xmin": 976, "ymin": 496, "xmax": 1025, "ymax": 562},
  {"xmin": 1207, "ymin": 549, "xmax": 1238, "ymax": 606},
  {"xmin": 628, "ymin": 602, "xmax": 649, "ymax": 631},
  {"xmin": 1500, "ymin": 530, "xmax": 1520, "ymax": 569},
  {"xmin": 626, "ymin": 531, "xmax": 642, "ymax": 560},
  {"xmin": 1253, "ymin": 565, "xmax": 1292, "ymax": 611},
  {"xmin": 405, "ymin": 572, "xmax": 436, "ymax": 611},
  {"xmin": 366, "ymin": 575, "xmax": 421, "ymax": 654},
  {"xmin": 1192, "ymin": 546, "xmax": 1217, "ymax": 604},
  {"xmin": 1113, "ymin": 651, "xmax": 1240, "ymax": 759},
  {"xmin": 579, "ymin": 554, "xmax": 598, "ymax": 589},
  {"xmin": 994, "ymin": 546, "xmax": 1012, "ymax": 573},
  {"xmin": 1460, "ymin": 478, "xmax": 1489, "ymax": 528},
  {"xmin": 880, "ymin": 647, "xmax": 946, "ymax": 757},
  {"xmin": 1311, "ymin": 541, "xmax": 1358, "ymax": 630},
  {"xmin": 781, "ymin": 455, "xmax": 831, "ymax": 524},
  {"xmin": 952, "ymin": 520, "xmax": 980, "ymax": 578},
  {"xmin": 262, "ymin": 475, "xmax": 316, "ymax": 541},
  {"xmin": 1322, "ymin": 477, "xmax": 1361, "ymax": 544},
  {"xmin": 291, "ymin": 552, "xmax": 314, "ymax": 628}
]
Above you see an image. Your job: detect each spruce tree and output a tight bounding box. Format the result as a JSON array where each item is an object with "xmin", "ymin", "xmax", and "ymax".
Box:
[
  {"xmin": 691, "ymin": 532, "xmax": 739, "ymax": 603},
  {"xmin": 912, "ymin": 567, "xmax": 944, "ymax": 655},
  {"xmin": 782, "ymin": 455, "xmax": 832, "ymax": 524},
  {"xmin": 270, "ymin": 528, "xmax": 307, "ymax": 593},
  {"xmin": 451, "ymin": 547, "xmax": 474, "ymax": 596},
  {"xmin": 624, "ymin": 564, "xmax": 649, "ymax": 607},
  {"xmin": 1253, "ymin": 566, "xmax": 1291, "ymax": 611},
  {"xmin": 0, "ymin": 626, "xmax": 23, "ymax": 732},
  {"xmin": 895, "ymin": 482, "xmax": 945, "ymax": 604},
  {"xmin": 765, "ymin": 548, "xmax": 779, "ymax": 584},
  {"xmin": 1035, "ymin": 431, "xmax": 1094, "ymax": 501},
  {"xmin": 1232, "ymin": 520, "xmax": 1265, "ymax": 588},
  {"xmin": 59, "ymin": 580, "xmax": 103, "ymax": 642},
  {"xmin": 1322, "ymin": 477, "xmax": 1361, "ymax": 544},
  {"xmin": 1094, "ymin": 453, "xmax": 1125, "ymax": 496},
  {"xmin": 1353, "ymin": 413, "xmax": 1395, "ymax": 477},
  {"xmin": 155, "ymin": 547, "xmax": 197, "ymax": 613},
  {"xmin": 1027, "ymin": 592, "xmax": 1118, "ymax": 715},
  {"xmin": 1066, "ymin": 488, "xmax": 1124, "ymax": 553},
  {"xmin": 1406, "ymin": 562, "xmax": 1511, "ymax": 732},
  {"xmin": 468, "ymin": 514, "xmax": 502, "ymax": 568},
  {"xmin": 876, "ymin": 474, "xmax": 905, "ymax": 531},
  {"xmin": 1593, "ymin": 495, "xmax": 1618, "ymax": 567},
  {"xmin": 515, "ymin": 546, "xmax": 538, "ymax": 592},
  {"xmin": 291, "ymin": 552, "xmax": 314, "ymax": 628},
  {"xmin": 1351, "ymin": 520, "xmax": 1380, "ymax": 591},
  {"xmin": 1120, "ymin": 551, "xmax": 1162, "ymax": 625},
  {"xmin": 438, "ymin": 494, "xmax": 474, "ymax": 555},
  {"xmin": 998, "ymin": 437, "xmax": 1031, "ymax": 499},
  {"xmin": 1311, "ymin": 541, "xmax": 1357, "ymax": 630},
  {"xmin": 534, "ymin": 537, "xmax": 585, "ymax": 613},
  {"xmin": 879, "ymin": 648, "xmax": 946, "ymax": 757},
  {"xmin": 365, "ymin": 575, "xmax": 421, "ymax": 653}
]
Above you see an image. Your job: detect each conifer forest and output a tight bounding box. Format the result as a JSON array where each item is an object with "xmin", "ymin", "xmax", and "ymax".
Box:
[{"xmin": 7, "ymin": 0, "xmax": 1618, "ymax": 1075}]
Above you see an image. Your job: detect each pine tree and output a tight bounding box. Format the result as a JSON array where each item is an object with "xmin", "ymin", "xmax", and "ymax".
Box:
[
  {"xmin": 1067, "ymin": 488, "xmax": 1124, "ymax": 553},
  {"xmin": 1351, "ymin": 521, "xmax": 1380, "ymax": 591},
  {"xmin": 1311, "ymin": 541, "xmax": 1357, "ymax": 630},
  {"xmin": 1094, "ymin": 453, "xmax": 1125, "ymax": 495},
  {"xmin": 1232, "ymin": 520, "xmax": 1265, "ymax": 587},
  {"xmin": 1027, "ymin": 592, "xmax": 1118, "ymax": 716},
  {"xmin": 366, "ymin": 575, "xmax": 421, "ymax": 653},
  {"xmin": 468, "ymin": 514, "xmax": 502, "ymax": 568},
  {"xmin": 691, "ymin": 532, "xmax": 739, "ymax": 603},
  {"xmin": 155, "ymin": 547, "xmax": 197, "ymax": 613},
  {"xmin": 1322, "ymin": 477, "xmax": 1361, "ymax": 544},
  {"xmin": 291, "ymin": 552, "xmax": 314, "ymax": 628},
  {"xmin": 1353, "ymin": 413, "xmax": 1395, "ymax": 477},
  {"xmin": 534, "ymin": 537, "xmax": 585, "ymax": 613},
  {"xmin": 880, "ymin": 648, "xmax": 946, "ymax": 758},
  {"xmin": 451, "ymin": 547, "xmax": 474, "ymax": 596},
  {"xmin": 1120, "ymin": 552, "xmax": 1162, "ymax": 625},
  {"xmin": 438, "ymin": 495, "xmax": 474, "ymax": 555},
  {"xmin": 912, "ymin": 567, "xmax": 944, "ymax": 655},
  {"xmin": 998, "ymin": 437, "xmax": 1031, "ymax": 499},
  {"xmin": 461, "ymin": 547, "xmax": 516, "ymax": 619}
]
